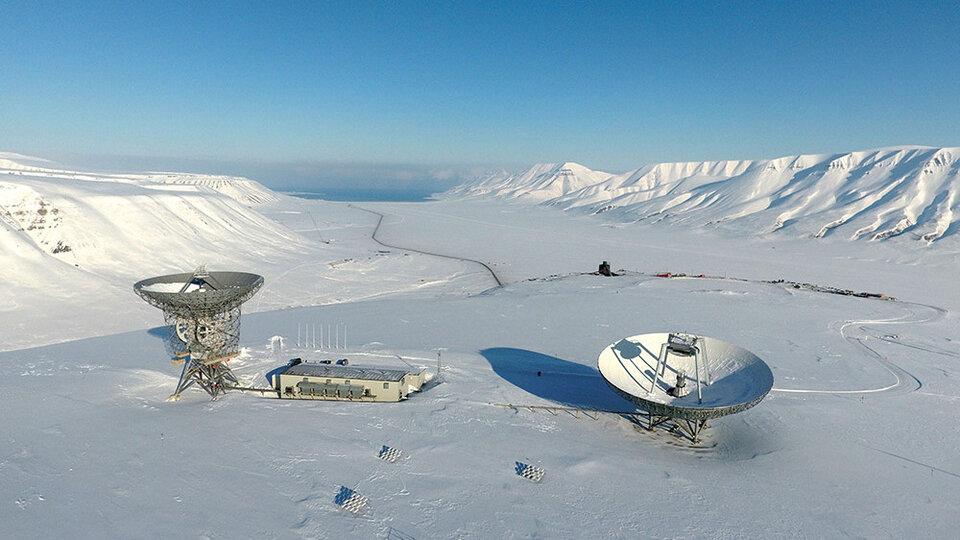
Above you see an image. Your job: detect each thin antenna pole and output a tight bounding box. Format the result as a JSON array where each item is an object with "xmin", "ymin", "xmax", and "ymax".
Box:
[
  {"xmin": 320, "ymin": 323, "xmax": 323, "ymax": 350},
  {"xmin": 344, "ymin": 324, "xmax": 347, "ymax": 350},
  {"xmin": 328, "ymin": 324, "xmax": 332, "ymax": 349},
  {"xmin": 336, "ymin": 323, "xmax": 340, "ymax": 349},
  {"xmin": 694, "ymin": 347, "xmax": 703, "ymax": 403},
  {"xmin": 653, "ymin": 343, "xmax": 668, "ymax": 393},
  {"xmin": 699, "ymin": 337, "xmax": 711, "ymax": 385}
]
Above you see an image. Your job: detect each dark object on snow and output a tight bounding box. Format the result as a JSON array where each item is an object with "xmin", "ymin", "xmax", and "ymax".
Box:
[
  {"xmin": 598, "ymin": 261, "xmax": 612, "ymax": 276},
  {"xmin": 288, "ymin": 357, "xmax": 303, "ymax": 366},
  {"xmin": 320, "ymin": 359, "xmax": 332, "ymax": 364},
  {"xmin": 336, "ymin": 358, "xmax": 349, "ymax": 366}
]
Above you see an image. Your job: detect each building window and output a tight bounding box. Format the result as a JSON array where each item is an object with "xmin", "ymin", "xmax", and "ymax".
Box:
[
  {"xmin": 344, "ymin": 380, "xmax": 350, "ymax": 385},
  {"xmin": 383, "ymin": 382, "xmax": 389, "ymax": 389}
]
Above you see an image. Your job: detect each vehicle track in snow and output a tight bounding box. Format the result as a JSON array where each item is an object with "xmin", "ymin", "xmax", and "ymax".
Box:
[
  {"xmin": 771, "ymin": 303, "xmax": 933, "ymax": 396},
  {"xmin": 651, "ymin": 273, "xmax": 936, "ymax": 396}
]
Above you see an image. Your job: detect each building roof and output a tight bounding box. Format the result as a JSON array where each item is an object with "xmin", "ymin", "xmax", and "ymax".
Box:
[{"xmin": 282, "ymin": 363, "xmax": 415, "ymax": 382}]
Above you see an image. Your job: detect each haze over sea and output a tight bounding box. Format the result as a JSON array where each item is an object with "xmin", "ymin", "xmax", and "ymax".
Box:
[{"xmin": 282, "ymin": 188, "xmax": 437, "ymax": 202}]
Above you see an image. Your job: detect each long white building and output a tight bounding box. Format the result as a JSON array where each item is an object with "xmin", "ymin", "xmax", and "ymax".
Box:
[{"xmin": 276, "ymin": 363, "xmax": 426, "ymax": 402}]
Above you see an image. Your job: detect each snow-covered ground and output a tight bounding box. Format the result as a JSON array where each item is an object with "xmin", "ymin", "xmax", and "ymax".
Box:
[{"xmin": 3, "ymin": 152, "xmax": 960, "ymax": 538}]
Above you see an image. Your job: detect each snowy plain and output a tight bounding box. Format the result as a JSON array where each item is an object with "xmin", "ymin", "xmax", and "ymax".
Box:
[{"xmin": 2, "ymin": 151, "xmax": 960, "ymax": 538}]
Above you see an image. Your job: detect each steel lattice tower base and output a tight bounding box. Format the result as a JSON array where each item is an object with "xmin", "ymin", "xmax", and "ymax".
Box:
[{"xmin": 170, "ymin": 357, "xmax": 240, "ymax": 401}]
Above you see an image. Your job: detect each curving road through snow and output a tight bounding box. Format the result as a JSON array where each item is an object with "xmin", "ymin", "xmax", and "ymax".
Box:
[{"xmin": 352, "ymin": 205, "xmax": 503, "ymax": 288}]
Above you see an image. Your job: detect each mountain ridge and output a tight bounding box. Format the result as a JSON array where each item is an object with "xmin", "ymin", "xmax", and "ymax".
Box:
[
  {"xmin": 0, "ymin": 155, "xmax": 280, "ymax": 206},
  {"xmin": 0, "ymin": 155, "xmax": 304, "ymax": 277},
  {"xmin": 447, "ymin": 146, "xmax": 960, "ymax": 243}
]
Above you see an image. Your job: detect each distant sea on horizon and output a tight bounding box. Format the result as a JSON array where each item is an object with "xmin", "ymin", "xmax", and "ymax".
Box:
[{"xmin": 282, "ymin": 188, "xmax": 438, "ymax": 202}]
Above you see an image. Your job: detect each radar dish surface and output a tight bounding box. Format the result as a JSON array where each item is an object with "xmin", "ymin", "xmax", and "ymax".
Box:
[
  {"xmin": 134, "ymin": 270, "xmax": 263, "ymax": 317},
  {"xmin": 597, "ymin": 333, "xmax": 773, "ymax": 441}
]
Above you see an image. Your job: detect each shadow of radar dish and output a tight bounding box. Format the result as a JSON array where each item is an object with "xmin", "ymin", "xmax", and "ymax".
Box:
[
  {"xmin": 597, "ymin": 333, "xmax": 774, "ymax": 442},
  {"xmin": 134, "ymin": 267, "xmax": 264, "ymax": 400}
]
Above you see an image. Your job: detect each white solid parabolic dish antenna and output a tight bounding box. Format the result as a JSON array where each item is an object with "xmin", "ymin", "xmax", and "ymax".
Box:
[{"xmin": 597, "ymin": 333, "xmax": 773, "ymax": 439}]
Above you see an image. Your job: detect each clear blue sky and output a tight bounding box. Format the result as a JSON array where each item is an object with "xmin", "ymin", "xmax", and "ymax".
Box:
[{"xmin": 2, "ymin": 1, "xmax": 958, "ymax": 189}]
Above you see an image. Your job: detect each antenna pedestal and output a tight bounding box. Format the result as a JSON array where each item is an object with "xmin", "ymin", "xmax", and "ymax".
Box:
[{"xmin": 171, "ymin": 355, "xmax": 239, "ymax": 400}]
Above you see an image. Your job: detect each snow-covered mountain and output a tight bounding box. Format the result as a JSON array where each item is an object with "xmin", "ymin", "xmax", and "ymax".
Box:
[
  {"xmin": 129, "ymin": 172, "xmax": 280, "ymax": 206},
  {"xmin": 449, "ymin": 161, "xmax": 617, "ymax": 202},
  {"xmin": 448, "ymin": 146, "xmax": 960, "ymax": 243},
  {"xmin": 0, "ymin": 153, "xmax": 280, "ymax": 206},
  {"xmin": 0, "ymin": 153, "xmax": 298, "ymax": 275}
]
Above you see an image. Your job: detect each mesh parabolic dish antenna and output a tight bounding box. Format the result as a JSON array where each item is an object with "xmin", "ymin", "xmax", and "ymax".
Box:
[
  {"xmin": 134, "ymin": 267, "xmax": 263, "ymax": 400},
  {"xmin": 597, "ymin": 333, "xmax": 773, "ymax": 442}
]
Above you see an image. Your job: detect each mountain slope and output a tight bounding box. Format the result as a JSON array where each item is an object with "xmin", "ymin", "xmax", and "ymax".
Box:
[
  {"xmin": 448, "ymin": 147, "xmax": 960, "ymax": 243},
  {"xmin": 0, "ymin": 155, "xmax": 306, "ymax": 283},
  {"xmin": 0, "ymin": 153, "xmax": 280, "ymax": 206},
  {"xmin": 130, "ymin": 172, "xmax": 280, "ymax": 205},
  {"xmin": 447, "ymin": 161, "xmax": 615, "ymax": 202}
]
